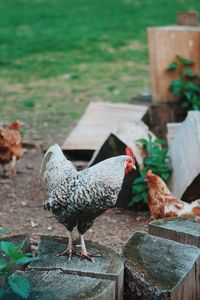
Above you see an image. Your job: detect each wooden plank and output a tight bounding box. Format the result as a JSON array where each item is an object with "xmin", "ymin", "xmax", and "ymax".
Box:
[
  {"xmin": 149, "ymin": 216, "xmax": 200, "ymax": 248},
  {"xmin": 62, "ymin": 102, "xmax": 148, "ymax": 152},
  {"xmin": 168, "ymin": 111, "xmax": 200, "ymax": 201},
  {"xmin": 148, "ymin": 26, "xmax": 200, "ymax": 103},
  {"xmin": 123, "ymin": 231, "xmax": 200, "ymax": 300}
]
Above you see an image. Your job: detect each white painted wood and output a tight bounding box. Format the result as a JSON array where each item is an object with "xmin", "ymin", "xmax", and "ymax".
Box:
[{"xmin": 168, "ymin": 111, "xmax": 200, "ymax": 198}]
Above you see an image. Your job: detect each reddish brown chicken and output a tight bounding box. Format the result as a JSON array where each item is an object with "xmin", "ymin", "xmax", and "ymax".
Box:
[
  {"xmin": 145, "ymin": 170, "xmax": 200, "ymax": 220},
  {"xmin": 0, "ymin": 120, "xmax": 24, "ymax": 176}
]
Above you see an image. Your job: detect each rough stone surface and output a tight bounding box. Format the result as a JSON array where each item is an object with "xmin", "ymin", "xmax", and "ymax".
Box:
[
  {"xmin": 123, "ymin": 231, "xmax": 200, "ymax": 300},
  {"xmin": 149, "ymin": 216, "xmax": 200, "ymax": 248}
]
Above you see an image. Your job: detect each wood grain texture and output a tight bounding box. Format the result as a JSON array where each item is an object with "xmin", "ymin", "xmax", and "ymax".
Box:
[{"xmin": 148, "ymin": 26, "xmax": 200, "ymax": 103}]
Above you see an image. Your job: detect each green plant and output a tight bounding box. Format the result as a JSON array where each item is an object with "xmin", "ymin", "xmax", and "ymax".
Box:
[
  {"xmin": 129, "ymin": 135, "xmax": 172, "ymax": 207},
  {"xmin": 0, "ymin": 236, "xmax": 37, "ymax": 299},
  {"xmin": 167, "ymin": 55, "xmax": 200, "ymax": 110}
]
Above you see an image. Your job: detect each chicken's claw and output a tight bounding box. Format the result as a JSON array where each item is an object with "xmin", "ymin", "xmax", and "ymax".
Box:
[
  {"xmin": 77, "ymin": 251, "xmax": 101, "ymax": 263},
  {"xmin": 57, "ymin": 247, "xmax": 77, "ymax": 261}
]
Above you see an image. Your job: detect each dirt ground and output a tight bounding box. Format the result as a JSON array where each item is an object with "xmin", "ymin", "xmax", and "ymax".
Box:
[{"xmin": 0, "ymin": 132, "xmax": 150, "ymax": 254}]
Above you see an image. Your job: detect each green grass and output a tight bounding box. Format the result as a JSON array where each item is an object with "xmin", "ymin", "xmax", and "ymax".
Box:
[{"xmin": 0, "ymin": 0, "xmax": 199, "ymax": 140}]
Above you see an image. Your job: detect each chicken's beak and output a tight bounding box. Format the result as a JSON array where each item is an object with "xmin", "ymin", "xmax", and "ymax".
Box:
[{"xmin": 133, "ymin": 165, "xmax": 136, "ymax": 170}]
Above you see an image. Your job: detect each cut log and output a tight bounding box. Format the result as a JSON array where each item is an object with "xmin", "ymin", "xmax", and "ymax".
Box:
[
  {"xmin": 148, "ymin": 25, "xmax": 200, "ymax": 103},
  {"xmin": 2, "ymin": 270, "xmax": 115, "ymax": 300},
  {"xmin": 123, "ymin": 231, "xmax": 200, "ymax": 300},
  {"xmin": 168, "ymin": 111, "xmax": 200, "ymax": 201},
  {"xmin": 149, "ymin": 216, "xmax": 200, "ymax": 248},
  {"xmin": 29, "ymin": 235, "xmax": 124, "ymax": 300}
]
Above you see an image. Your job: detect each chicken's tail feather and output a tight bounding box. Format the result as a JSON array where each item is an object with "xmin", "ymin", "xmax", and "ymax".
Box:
[{"xmin": 39, "ymin": 144, "xmax": 63, "ymax": 180}]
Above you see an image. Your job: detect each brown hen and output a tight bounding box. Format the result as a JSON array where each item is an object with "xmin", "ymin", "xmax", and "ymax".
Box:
[
  {"xmin": 145, "ymin": 170, "xmax": 200, "ymax": 220},
  {"xmin": 0, "ymin": 120, "xmax": 24, "ymax": 176}
]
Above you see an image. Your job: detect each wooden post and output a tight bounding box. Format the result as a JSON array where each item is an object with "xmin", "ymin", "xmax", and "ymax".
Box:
[{"xmin": 148, "ymin": 26, "xmax": 200, "ymax": 103}]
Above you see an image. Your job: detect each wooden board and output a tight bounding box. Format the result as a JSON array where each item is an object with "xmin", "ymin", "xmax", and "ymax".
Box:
[
  {"xmin": 148, "ymin": 26, "xmax": 200, "ymax": 103},
  {"xmin": 62, "ymin": 102, "xmax": 148, "ymax": 152},
  {"xmin": 168, "ymin": 111, "xmax": 200, "ymax": 200}
]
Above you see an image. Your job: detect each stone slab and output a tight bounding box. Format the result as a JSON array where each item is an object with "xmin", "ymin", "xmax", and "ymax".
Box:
[
  {"xmin": 123, "ymin": 231, "xmax": 200, "ymax": 300},
  {"xmin": 149, "ymin": 216, "xmax": 200, "ymax": 248}
]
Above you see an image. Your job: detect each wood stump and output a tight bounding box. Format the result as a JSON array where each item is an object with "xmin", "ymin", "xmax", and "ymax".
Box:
[
  {"xmin": 0, "ymin": 235, "xmax": 124, "ymax": 300},
  {"xmin": 123, "ymin": 231, "xmax": 200, "ymax": 300},
  {"xmin": 149, "ymin": 216, "xmax": 200, "ymax": 248}
]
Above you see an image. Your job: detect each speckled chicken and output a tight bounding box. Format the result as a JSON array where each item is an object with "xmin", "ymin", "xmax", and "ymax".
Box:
[
  {"xmin": 0, "ymin": 120, "xmax": 24, "ymax": 176},
  {"xmin": 40, "ymin": 144, "xmax": 136, "ymax": 261},
  {"xmin": 145, "ymin": 170, "xmax": 200, "ymax": 220}
]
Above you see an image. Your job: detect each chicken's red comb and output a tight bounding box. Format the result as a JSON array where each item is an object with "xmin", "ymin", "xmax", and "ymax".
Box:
[
  {"xmin": 125, "ymin": 147, "xmax": 135, "ymax": 163},
  {"xmin": 146, "ymin": 169, "xmax": 153, "ymax": 176}
]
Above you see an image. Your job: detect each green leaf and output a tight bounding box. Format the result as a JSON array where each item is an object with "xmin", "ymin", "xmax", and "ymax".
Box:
[
  {"xmin": 133, "ymin": 183, "xmax": 147, "ymax": 193},
  {"xmin": 176, "ymin": 55, "xmax": 193, "ymax": 66},
  {"xmin": 8, "ymin": 275, "xmax": 31, "ymax": 299},
  {"xmin": 15, "ymin": 257, "xmax": 37, "ymax": 265},
  {"xmin": 128, "ymin": 193, "xmax": 144, "ymax": 207},
  {"xmin": 0, "ymin": 288, "xmax": 5, "ymax": 297},
  {"xmin": 133, "ymin": 177, "xmax": 144, "ymax": 184},
  {"xmin": 0, "ymin": 259, "xmax": 7, "ymax": 270},
  {"xmin": 185, "ymin": 68, "xmax": 195, "ymax": 78},
  {"xmin": 0, "ymin": 241, "xmax": 24, "ymax": 260},
  {"xmin": 167, "ymin": 62, "xmax": 177, "ymax": 71}
]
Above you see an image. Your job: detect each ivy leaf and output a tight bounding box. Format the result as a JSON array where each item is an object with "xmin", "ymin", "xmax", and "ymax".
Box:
[
  {"xmin": 8, "ymin": 275, "xmax": 31, "ymax": 299},
  {"xmin": 133, "ymin": 177, "xmax": 144, "ymax": 184},
  {"xmin": 15, "ymin": 256, "xmax": 37, "ymax": 265},
  {"xmin": 0, "ymin": 259, "xmax": 7, "ymax": 270},
  {"xmin": 176, "ymin": 55, "xmax": 193, "ymax": 66},
  {"xmin": 167, "ymin": 62, "xmax": 177, "ymax": 71},
  {"xmin": 185, "ymin": 68, "xmax": 195, "ymax": 78}
]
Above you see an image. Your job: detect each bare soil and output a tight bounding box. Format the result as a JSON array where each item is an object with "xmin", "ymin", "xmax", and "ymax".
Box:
[{"xmin": 0, "ymin": 131, "xmax": 150, "ymax": 254}]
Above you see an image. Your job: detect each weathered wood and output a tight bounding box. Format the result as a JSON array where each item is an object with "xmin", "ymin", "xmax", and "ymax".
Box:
[
  {"xmin": 29, "ymin": 235, "xmax": 124, "ymax": 300},
  {"xmin": 148, "ymin": 26, "xmax": 200, "ymax": 103},
  {"xmin": 123, "ymin": 231, "xmax": 200, "ymax": 300},
  {"xmin": 145, "ymin": 102, "xmax": 185, "ymax": 138},
  {"xmin": 168, "ymin": 111, "xmax": 200, "ymax": 201},
  {"xmin": 1, "ymin": 235, "xmax": 123, "ymax": 300},
  {"xmin": 62, "ymin": 101, "xmax": 148, "ymax": 155},
  {"xmin": 177, "ymin": 12, "xmax": 199, "ymax": 26},
  {"xmin": 2, "ymin": 270, "xmax": 115, "ymax": 300},
  {"xmin": 149, "ymin": 216, "xmax": 200, "ymax": 248}
]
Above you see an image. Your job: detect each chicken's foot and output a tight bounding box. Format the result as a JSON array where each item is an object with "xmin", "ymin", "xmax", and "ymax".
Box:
[
  {"xmin": 78, "ymin": 235, "xmax": 101, "ymax": 263},
  {"xmin": 57, "ymin": 231, "xmax": 77, "ymax": 261}
]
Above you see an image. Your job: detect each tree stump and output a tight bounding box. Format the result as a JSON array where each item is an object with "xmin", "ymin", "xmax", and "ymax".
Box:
[
  {"xmin": 0, "ymin": 235, "xmax": 124, "ymax": 300},
  {"xmin": 149, "ymin": 216, "xmax": 200, "ymax": 248},
  {"xmin": 123, "ymin": 231, "xmax": 200, "ymax": 300}
]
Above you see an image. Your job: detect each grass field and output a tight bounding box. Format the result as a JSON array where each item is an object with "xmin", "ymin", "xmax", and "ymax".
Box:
[{"xmin": 0, "ymin": 0, "xmax": 199, "ymax": 140}]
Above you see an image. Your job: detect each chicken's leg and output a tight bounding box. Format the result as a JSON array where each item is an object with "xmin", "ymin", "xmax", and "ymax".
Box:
[
  {"xmin": 10, "ymin": 155, "xmax": 16, "ymax": 176},
  {"xmin": 78, "ymin": 235, "xmax": 101, "ymax": 263},
  {"xmin": 57, "ymin": 231, "xmax": 76, "ymax": 260}
]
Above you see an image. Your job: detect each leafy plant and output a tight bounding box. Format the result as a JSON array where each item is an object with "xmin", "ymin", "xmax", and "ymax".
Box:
[
  {"xmin": 0, "ymin": 236, "xmax": 37, "ymax": 299},
  {"xmin": 167, "ymin": 55, "xmax": 200, "ymax": 110},
  {"xmin": 129, "ymin": 134, "xmax": 172, "ymax": 207}
]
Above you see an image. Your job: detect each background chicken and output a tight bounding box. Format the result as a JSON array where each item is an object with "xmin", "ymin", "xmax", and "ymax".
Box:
[
  {"xmin": 145, "ymin": 170, "xmax": 200, "ymax": 220},
  {"xmin": 0, "ymin": 120, "xmax": 24, "ymax": 176},
  {"xmin": 40, "ymin": 144, "xmax": 136, "ymax": 261}
]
